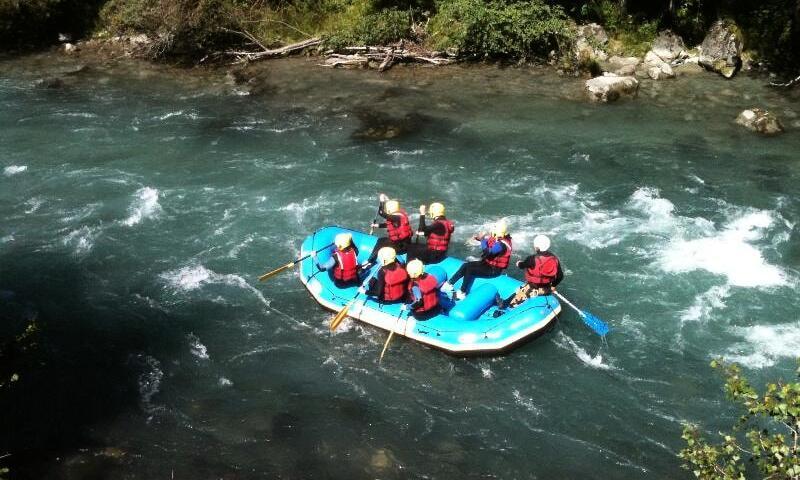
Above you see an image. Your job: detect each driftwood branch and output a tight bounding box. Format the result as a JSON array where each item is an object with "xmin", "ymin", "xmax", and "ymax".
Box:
[
  {"xmin": 320, "ymin": 45, "xmax": 456, "ymax": 71},
  {"xmin": 227, "ymin": 36, "xmax": 321, "ymax": 63},
  {"xmin": 769, "ymin": 73, "xmax": 800, "ymax": 88}
]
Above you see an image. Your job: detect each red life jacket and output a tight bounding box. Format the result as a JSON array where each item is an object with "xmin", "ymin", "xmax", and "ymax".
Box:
[
  {"xmin": 408, "ymin": 273, "xmax": 439, "ymax": 313},
  {"xmin": 484, "ymin": 236, "xmax": 512, "ymax": 269},
  {"xmin": 525, "ymin": 254, "xmax": 560, "ymax": 286},
  {"xmin": 332, "ymin": 247, "xmax": 358, "ymax": 282},
  {"xmin": 387, "ymin": 209, "xmax": 412, "ymax": 242},
  {"xmin": 426, "ymin": 218, "xmax": 454, "ymax": 252},
  {"xmin": 381, "ymin": 263, "xmax": 409, "ymax": 302}
]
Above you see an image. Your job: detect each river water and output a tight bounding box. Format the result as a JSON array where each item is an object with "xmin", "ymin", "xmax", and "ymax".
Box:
[{"xmin": 1, "ymin": 54, "xmax": 799, "ymax": 479}]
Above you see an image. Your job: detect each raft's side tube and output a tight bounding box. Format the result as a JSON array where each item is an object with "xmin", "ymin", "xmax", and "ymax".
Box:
[
  {"xmin": 426, "ymin": 265, "xmax": 448, "ymax": 284},
  {"xmin": 448, "ymin": 283, "xmax": 498, "ymax": 321}
]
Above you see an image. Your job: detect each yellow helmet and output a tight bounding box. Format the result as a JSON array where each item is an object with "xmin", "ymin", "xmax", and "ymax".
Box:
[
  {"xmin": 429, "ymin": 202, "xmax": 445, "ymax": 218},
  {"xmin": 385, "ymin": 200, "xmax": 400, "ymax": 215},
  {"xmin": 377, "ymin": 246, "xmax": 396, "ymax": 266},
  {"xmin": 491, "ymin": 219, "xmax": 508, "ymax": 238},
  {"xmin": 334, "ymin": 232, "xmax": 352, "ymax": 250},
  {"xmin": 406, "ymin": 259, "xmax": 424, "ymax": 278}
]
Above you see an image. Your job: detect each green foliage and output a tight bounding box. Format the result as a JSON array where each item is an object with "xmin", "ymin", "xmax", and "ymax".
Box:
[
  {"xmin": 323, "ymin": 3, "xmax": 414, "ymax": 49},
  {"xmin": 582, "ymin": 0, "xmax": 658, "ymax": 57},
  {"xmin": 679, "ymin": 359, "xmax": 800, "ymax": 480},
  {"xmin": 98, "ymin": 0, "xmax": 243, "ymax": 60},
  {"xmin": 427, "ymin": 0, "xmax": 573, "ymax": 60}
]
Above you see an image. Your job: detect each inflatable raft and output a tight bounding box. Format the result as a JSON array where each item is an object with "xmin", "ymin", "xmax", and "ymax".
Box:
[{"xmin": 299, "ymin": 226, "xmax": 561, "ymax": 354}]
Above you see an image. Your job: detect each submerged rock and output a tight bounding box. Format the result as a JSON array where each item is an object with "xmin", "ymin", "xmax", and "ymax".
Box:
[
  {"xmin": 585, "ymin": 74, "xmax": 639, "ymax": 102},
  {"xmin": 34, "ymin": 77, "xmax": 65, "ymax": 89},
  {"xmin": 699, "ymin": 20, "xmax": 743, "ymax": 79},
  {"xmin": 351, "ymin": 109, "xmax": 429, "ymax": 140},
  {"xmin": 735, "ymin": 108, "xmax": 784, "ymax": 135}
]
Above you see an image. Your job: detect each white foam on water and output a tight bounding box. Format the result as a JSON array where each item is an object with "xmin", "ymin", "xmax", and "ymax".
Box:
[
  {"xmin": 680, "ymin": 285, "xmax": 731, "ymax": 323},
  {"xmin": 62, "ymin": 226, "xmax": 99, "ymax": 255},
  {"xmin": 724, "ymin": 322, "xmax": 800, "ymax": 368},
  {"xmin": 387, "ymin": 149, "xmax": 424, "ymax": 156},
  {"xmin": 155, "ymin": 110, "xmax": 184, "ymax": 121},
  {"xmin": 187, "ymin": 333, "xmax": 210, "ymax": 360},
  {"xmin": 160, "ymin": 265, "xmax": 270, "ymax": 308},
  {"xmin": 24, "ymin": 197, "xmax": 44, "ymax": 214},
  {"xmin": 4, "ymin": 165, "xmax": 27, "ymax": 176},
  {"xmin": 627, "ymin": 187, "xmax": 679, "ymax": 234},
  {"xmin": 218, "ymin": 377, "xmax": 233, "ymax": 387},
  {"xmin": 553, "ymin": 331, "xmax": 612, "ymax": 370},
  {"xmin": 123, "ymin": 187, "xmax": 161, "ymax": 226},
  {"xmin": 279, "ymin": 198, "xmax": 331, "ymax": 224},
  {"xmin": 511, "ymin": 389, "xmax": 541, "ymax": 415},
  {"xmin": 688, "ymin": 174, "xmax": 705, "ymax": 185},
  {"xmin": 1, "ymin": 234, "xmax": 13, "ymax": 243},
  {"xmin": 659, "ymin": 210, "xmax": 786, "ymax": 288},
  {"xmin": 138, "ymin": 355, "xmax": 164, "ymax": 416}
]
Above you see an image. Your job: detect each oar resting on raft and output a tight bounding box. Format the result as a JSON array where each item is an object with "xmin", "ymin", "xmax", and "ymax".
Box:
[
  {"xmin": 552, "ymin": 291, "xmax": 610, "ymax": 337},
  {"xmin": 258, "ymin": 242, "xmax": 334, "ymax": 282}
]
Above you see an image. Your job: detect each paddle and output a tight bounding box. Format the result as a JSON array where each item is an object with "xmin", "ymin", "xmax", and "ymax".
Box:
[
  {"xmin": 369, "ymin": 195, "xmax": 385, "ymax": 235},
  {"xmin": 379, "ymin": 307, "xmax": 407, "ymax": 363},
  {"xmin": 329, "ymin": 292, "xmax": 360, "ymax": 331},
  {"xmin": 257, "ymin": 242, "xmax": 334, "ymax": 282},
  {"xmin": 552, "ymin": 291, "xmax": 610, "ymax": 337}
]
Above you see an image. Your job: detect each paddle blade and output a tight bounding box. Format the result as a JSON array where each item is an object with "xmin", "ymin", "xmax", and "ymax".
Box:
[
  {"xmin": 258, "ymin": 261, "xmax": 294, "ymax": 282},
  {"xmin": 581, "ymin": 310, "xmax": 610, "ymax": 337},
  {"xmin": 379, "ymin": 330, "xmax": 396, "ymax": 363},
  {"xmin": 330, "ymin": 304, "xmax": 351, "ymax": 331}
]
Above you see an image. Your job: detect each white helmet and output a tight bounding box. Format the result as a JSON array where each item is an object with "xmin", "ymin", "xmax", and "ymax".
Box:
[
  {"xmin": 491, "ymin": 219, "xmax": 508, "ymax": 238},
  {"xmin": 533, "ymin": 234, "xmax": 551, "ymax": 252},
  {"xmin": 378, "ymin": 247, "xmax": 397, "ymax": 266},
  {"xmin": 334, "ymin": 233, "xmax": 352, "ymax": 250},
  {"xmin": 385, "ymin": 200, "xmax": 400, "ymax": 215},
  {"xmin": 429, "ymin": 202, "xmax": 445, "ymax": 218},
  {"xmin": 406, "ymin": 259, "xmax": 424, "ymax": 278}
]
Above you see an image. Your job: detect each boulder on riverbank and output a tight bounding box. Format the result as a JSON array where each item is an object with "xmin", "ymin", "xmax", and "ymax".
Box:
[
  {"xmin": 651, "ymin": 30, "xmax": 687, "ymax": 61},
  {"xmin": 585, "ymin": 74, "xmax": 639, "ymax": 102},
  {"xmin": 735, "ymin": 108, "xmax": 784, "ymax": 135},
  {"xmin": 573, "ymin": 23, "xmax": 609, "ymax": 67},
  {"xmin": 643, "ymin": 50, "xmax": 675, "ymax": 80},
  {"xmin": 699, "ymin": 20, "xmax": 743, "ymax": 79},
  {"xmin": 600, "ymin": 55, "xmax": 640, "ymax": 76}
]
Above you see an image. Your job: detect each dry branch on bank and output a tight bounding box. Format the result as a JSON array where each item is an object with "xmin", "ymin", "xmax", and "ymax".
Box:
[
  {"xmin": 319, "ymin": 45, "xmax": 456, "ymax": 71},
  {"xmin": 226, "ymin": 35, "xmax": 321, "ymax": 63}
]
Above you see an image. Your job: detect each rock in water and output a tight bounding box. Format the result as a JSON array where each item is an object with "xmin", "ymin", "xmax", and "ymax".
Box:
[
  {"xmin": 735, "ymin": 108, "xmax": 784, "ymax": 135},
  {"xmin": 651, "ymin": 30, "xmax": 687, "ymax": 61},
  {"xmin": 600, "ymin": 55, "xmax": 640, "ymax": 76},
  {"xmin": 644, "ymin": 51, "xmax": 675, "ymax": 80},
  {"xmin": 699, "ymin": 20, "xmax": 743, "ymax": 79},
  {"xmin": 585, "ymin": 74, "xmax": 639, "ymax": 102}
]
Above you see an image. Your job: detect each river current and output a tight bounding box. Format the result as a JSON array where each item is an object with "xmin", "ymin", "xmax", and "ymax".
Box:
[{"xmin": 1, "ymin": 54, "xmax": 799, "ymax": 479}]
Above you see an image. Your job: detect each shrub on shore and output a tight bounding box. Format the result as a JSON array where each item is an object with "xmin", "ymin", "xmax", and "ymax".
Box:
[{"xmin": 428, "ymin": 0, "xmax": 573, "ymax": 59}]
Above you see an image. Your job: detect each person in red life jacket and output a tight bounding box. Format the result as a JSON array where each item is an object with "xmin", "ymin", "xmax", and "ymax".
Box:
[
  {"xmin": 359, "ymin": 247, "xmax": 409, "ymax": 304},
  {"xmin": 311, "ymin": 232, "xmax": 361, "ymax": 289},
  {"xmin": 407, "ymin": 202, "xmax": 454, "ymax": 264},
  {"xmin": 496, "ymin": 234, "xmax": 563, "ymax": 312},
  {"xmin": 404, "ymin": 259, "xmax": 444, "ymax": 320},
  {"xmin": 365, "ymin": 194, "xmax": 413, "ymax": 267},
  {"xmin": 442, "ymin": 219, "xmax": 512, "ymax": 300}
]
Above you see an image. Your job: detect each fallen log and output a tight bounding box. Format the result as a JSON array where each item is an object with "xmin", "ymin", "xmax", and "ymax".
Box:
[
  {"xmin": 323, "ymin": 46, "xmax": 456, "ymax": 71},
  {"xmin": 228, "ymin": 36, "xmax": 321, "ymax": 63}
]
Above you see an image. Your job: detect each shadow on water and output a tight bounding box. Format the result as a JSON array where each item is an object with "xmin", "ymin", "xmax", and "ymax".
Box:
[{"xmin": 0, "ymin": 246, "xmax": 181, "ymax": 479}]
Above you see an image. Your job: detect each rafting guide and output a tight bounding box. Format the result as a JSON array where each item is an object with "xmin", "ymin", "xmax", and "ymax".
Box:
[{"xmin": 258, "ymin": 192, "xmax": 610, "ymax": 355}]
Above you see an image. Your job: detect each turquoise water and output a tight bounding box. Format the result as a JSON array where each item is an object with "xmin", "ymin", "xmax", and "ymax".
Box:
[{"xmin": 1, "ymin": 54, "xmax": 799, "ymax": 478}]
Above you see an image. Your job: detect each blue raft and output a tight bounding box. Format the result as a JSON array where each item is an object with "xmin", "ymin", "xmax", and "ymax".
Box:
[{"xmin": 299, "ymin": 226, "xmax": 561, "ymax": 355}]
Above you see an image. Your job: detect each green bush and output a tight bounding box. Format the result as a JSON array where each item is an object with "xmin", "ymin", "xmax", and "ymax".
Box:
[
  {"xmin": 324, "ymin": 7, "xmax": 413, "ymax": 48},
  {"xmin": 428, "ymin": 0, "xmax": 573, "ymax": 60},
  {"xmin": 98, "ymin": 0, "xmax": 243, "ymax": 60}
]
